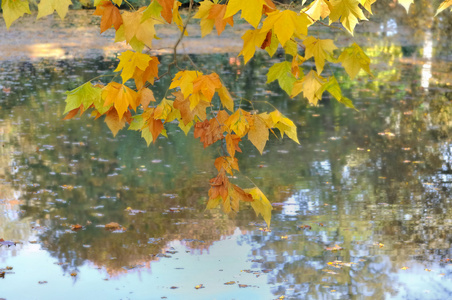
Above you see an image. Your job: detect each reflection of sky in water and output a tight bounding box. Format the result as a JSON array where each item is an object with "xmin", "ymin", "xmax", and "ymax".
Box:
[
  {"xmin": 0, "ymin": 231, "xmax": 274, "ymax": 300},
  {"xmin": 381, "ymin": 19, "xmax": 398, "ymax": 37}
]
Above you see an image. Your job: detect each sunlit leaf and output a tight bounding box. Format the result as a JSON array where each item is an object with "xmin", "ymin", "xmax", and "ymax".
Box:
[
  {"xmin": 1, "ymin": 0, "xmax": 31, "ymax": 29},
  {"xmin": 245, "ymin": 187, "xmax": 272, "ymax": 227},
  {"xmin": 37, "ymin": 0, "xmax": 72, "ymax": 20}
]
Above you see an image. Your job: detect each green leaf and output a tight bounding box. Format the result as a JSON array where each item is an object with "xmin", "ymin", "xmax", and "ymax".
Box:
[
  {"xmin": 64, "ymin": 82, "xmax": 102, "ymax": 114},
  {"xmin": 141, "ymin": 127, "xmax": 153, "ymax": 146},
  {"xmin": 338, "ymin": 97, "xmax": 357, "ymax": 110},
  {"xmin": 2, "ymin": 0, "xmax": 31, "ymax": 29},
  {"xmin": 264, "ymin": 31, "xmax": 279, "ymax": 57},
  {"xmin": 142, "ymin": 0, "xmax": 163, "ymax": 22},
  {"xmin": 266, "ymin": 61, "xmax": 296, "ymax": 96},
  {"xmin": 245, "ymin": 187, "xmax": 272, "ymax": 228},
  {"xmin": 128, "ymin": 115, "xmax": 145, "ymax": 131}
]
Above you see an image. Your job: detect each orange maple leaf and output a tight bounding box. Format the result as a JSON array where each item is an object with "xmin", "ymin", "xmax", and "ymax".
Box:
[
  {"xmin": 137, "ymin": 88, "xmax": 156, "ymax": 108},
  {"xmin": 214, "ymin": 156, "xmax": 239, "ymax": 175},
  {"xmin": 142, "ymin": 108, "xmax": 165, "ymax": 143},
  {"xmin": 93, "ymin": 1, "xmax": 123, "ymax": 33},
  {"xmin": 225, "ymin": 133, "xmax": 242, "ymax": 157},
  {"xmin": 208, "ymin": 169, "xmax": 229, "ymax": 201},
  {"xmin": 157, "ymin": 0, "xmax": 175, "ymax": 23},
  {"xmin": 102, "ymin": 82, "xmax": 138, "ymax": 119},
  {"xmin": 133, "ymin": 56, "xmax": 160, "ymax": 90},
  {"xmin": 194, "ymin": 110, "xmax": 229, "ymax": 148},
  {"xmin": 173, "ymin": 92, "xmax": 195, "ymax": 125},
  {"xmin": 208, "ymin": 4, "xmax": 234, "ymax": 35},
  {"xmin": 104, "ymin": 108, "xmax": 131, "ymax": 137},
  {"xmin": 63, "ymin": 107, "xmax": 80, "ymax": 120},
  {"xmin": 193, "ymin": 73, "xmax": 222, "ymax": 102}
]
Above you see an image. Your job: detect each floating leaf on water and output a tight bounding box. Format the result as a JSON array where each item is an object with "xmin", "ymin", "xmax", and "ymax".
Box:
[
  {"xmin": 170, "ymin": 286, "xmax": 178, "ymax": 289},
  {"xmin": 71, "ymin": 224, "xmax": 83, "ymax": 231},
  {"xmin": 325, "ymin": 244, "xmax": 343, "ymax": 251},
  {"xmin": 194, "ymin": 284, "xmax": 205, "ymax": 289},
  {"xmin": 70, "ymin": 272, "xmax": 77, "ymax": 277},
  {"xmin": 238, "ymin": 284, "xmax": 249, "ymax": 288},
  {"xmin": 38, "ymin": 281, "xmax": 48, "ymax": 284},
  {"xmin": 297, "ymin": 224, "xmax": 311, "ymax": 230},
  {"xmin": 105, "ymin": 222, "xmax": 121, "ymax": 230},
  {"xmin": 224, "ymin": 281, "xmax": 235, "ymax": 285},
  {"xmin": 401, "ymin": 266, "xmax": 409, "ymax": 270}
]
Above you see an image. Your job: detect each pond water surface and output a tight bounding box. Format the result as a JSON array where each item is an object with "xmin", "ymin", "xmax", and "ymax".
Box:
[{"xmin": 1, "ymin": 6, "xmax": 452, "ymax": 300}]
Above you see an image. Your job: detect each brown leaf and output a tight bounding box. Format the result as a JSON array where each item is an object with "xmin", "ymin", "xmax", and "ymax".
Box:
[
  {"xmin": 105, "ymin": 222, "xmax": 121, "ymax": 230},
  {"xmin": 71, "ymin": 224, "xmax": 83, "ymax": 231}
]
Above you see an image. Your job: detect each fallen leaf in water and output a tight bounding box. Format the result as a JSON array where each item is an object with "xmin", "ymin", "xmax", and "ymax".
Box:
[
  {"xmin": 105, "ymin": 222, "xmax": 121, "ymax": 230},
  {"xmin": 259, "ymin": 227, "xmax": 271, "ymax": 232},
  {"xmin": 325, "ymin": 244, "xmax": 343, "ymax": 251},
  {"xmin": 297, "ymin": 225, "xmax": 311, "ymax": 230},
  {"xmin": 224, "ymin": 281, "xmax": 235, "ymax": 285},
  {"xmin": 194, "ymin": 284, "xmax": 205, "ymax": 289},
  {"xmin": 238, "ymin": 284, "xmax": 249, "ymax": 288},
  {"xmin": 38, "ymin": 281, "xmax": 48, "ymax": 284},
  {"xmin": 170, "ymin": 286, "xmax": 178, "ymax": 289},
  {"xmin": 0, "ymin": 272, "xmax": 5, "ymax": 278},
  {"xmin": 401, "ymin": 266, "xmax": 409, "ymax": 270},
  {"xmin": 71, "ymin": 224, "xmax": 83, "ymax": 231},
  {"xmin": 424, "ymin": 269, "xmax": 432, "ymax": 272},
  {"xmin": 70, "ymin": 272, "xmax": 77, "ymax": 277}
]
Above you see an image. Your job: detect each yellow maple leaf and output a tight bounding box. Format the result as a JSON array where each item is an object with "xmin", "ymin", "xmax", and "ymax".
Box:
[
  {"xmin": 303, "ymin": 37, "xmax": 337, "ymax": 74},
  {"xmin": 2, "ymin": 0, "xmax": 31, "ymax": 29},
  {"xmin": 224, "ymin": 0, "xmax": 266, "ymax": 28},
  {"xmin": 358, "ymin": 0, "xmax": 376, "ymax": 14},
  {"xmin": 436, "ymin": 0, "xmax": 452, "ymax": 15},
  {"xmin": 193, "ymin": 0, "xmax": 215, "ymax": 37},
  {"xmin": 102, "ymin": 82, "xmax": 137, "ymax": 119},
  {"xmin": 239, "ymin": 29, "xmax": 268, "ymax": 64},
  {"xmin": 398, "ymin": 0, "xmax": 414, "ymax": 12},
  {"xmin": 37, "ymin": 0, "xmax": 72, "ymax": 20},
  {"xmin": 172, "ymin": 0, "xmax": 187, "ymax": 35},
  {"xmin": 121, "ymin": 8, "xmax": 162, "ymax": 52},
  {"xmin": 245, "ymin": 187, "xmax": 272, "ymax": 228},
  {"xmin": 269, "ymin": 110, "xmax": 299, "ymax": 144},
  {"xmin": 248, "ymin": 114, "xmax": 269, "ymax": 154},
  {"xmin": 303, "ymin": 0, "xmax": 331, "ymax": 21},
  {"xmin": 225, "ymin": 109, "xmax": 250, "ymax": 138},
  {"xmin": 337, "ymin": 43, "xmax": 372, "ymax": 79},
  {"xmin": 292, "ymin": 70, "xmax": 327, "ymax": 106},
  {"xmin": 217, "ymin": 85, "xmax": 234, "ymax": 111},
  {"xmin": 329, "ymin": 0, "xmax": 367, "ymax": 35},
  {"xmin": 114, "ymin": 50, "xmax": 153, "ymax": 83},
  {"xmin": 261, "ymin": 10, "xmax": 312, "ymax": 47},
  {"xmin": 170, "ymin": 70, "xmax": 203, "ymax": 99}
]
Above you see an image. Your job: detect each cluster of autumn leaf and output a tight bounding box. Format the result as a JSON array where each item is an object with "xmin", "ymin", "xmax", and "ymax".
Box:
[{"xmin": 2, "ymin": 0, "xmax": 451, "ymax": 227}]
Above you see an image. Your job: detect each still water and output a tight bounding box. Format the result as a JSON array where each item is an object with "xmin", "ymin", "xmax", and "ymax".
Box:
[{"xmin": 1, "ymin": 9, "xmax": 452, "ymax": 300}]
